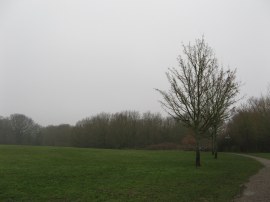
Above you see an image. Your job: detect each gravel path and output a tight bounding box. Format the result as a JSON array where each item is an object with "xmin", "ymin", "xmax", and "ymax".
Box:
[{"xmin": 233, "ymin": 154, "xmax": 270, "ymax": 202}]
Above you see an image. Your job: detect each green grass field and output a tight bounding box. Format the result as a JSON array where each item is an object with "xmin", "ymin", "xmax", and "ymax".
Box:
[
  {"xmin": 249, "ymin": 153, "xmax": 270, "ymax": 160},
  {"xmin": 0, "ymin": 145, "xmax": 262, "ymax": 202}
]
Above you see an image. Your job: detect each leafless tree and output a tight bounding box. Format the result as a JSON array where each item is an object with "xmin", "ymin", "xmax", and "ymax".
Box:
[
  {"xmin": 209, "ymin": 69, "xmax": 240, "ymax": 159},
  {"xmin": 156, "ymin": 37, "xmax": 240, "ymax": 167},
  {"xmin": 9, "ymin": 114, "xmax": 40, "ymax": 144}
]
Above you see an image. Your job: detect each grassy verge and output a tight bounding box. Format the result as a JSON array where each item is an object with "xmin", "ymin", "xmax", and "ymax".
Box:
[
  {"xmin": 249, "ymin": 153, "xmax": 270, "ymax": 160},
  {"xmin": 0, "ymin": 145, "xmax": 262, "ymax": 202}
]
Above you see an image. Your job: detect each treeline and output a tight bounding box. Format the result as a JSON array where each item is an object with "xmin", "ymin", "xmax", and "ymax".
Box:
[
  {"xmin": 219, "ymin": 91, "xmax": 270, "ymax": 152},
  {"xmin": 0, "ymin": 111, "xmax": 190, "ymax": 149},
  {"xmin": 2, "ymin": 92, "xmax": 270, "ymax": 152}
]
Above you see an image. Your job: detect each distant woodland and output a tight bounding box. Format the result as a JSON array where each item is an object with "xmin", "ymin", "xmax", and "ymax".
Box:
[
  {"xmin": 0, "ymin": 111, "xmax": 188, "ymax": 149},
  {"xmin": 0, "ymin": 92, "xmax": 270, "ymax": 152}
]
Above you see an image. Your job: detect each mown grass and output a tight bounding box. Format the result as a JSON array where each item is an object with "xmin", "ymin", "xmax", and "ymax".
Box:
[
  {"xmin": 249, "ymin": 153, "xmax": 270, "ymax": 160},
  {"xmin": 0, "ymin": 145, "xmax": 262, "ymax": 202}
]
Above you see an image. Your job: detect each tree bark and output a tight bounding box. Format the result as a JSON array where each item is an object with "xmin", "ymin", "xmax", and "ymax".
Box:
[
  {"xmin": 214, "ymin": 129, "xmax": 218, "ymax": 159},
  {"xmin": 196, "ymin": 143, "xmax": 201, "ymax": 167},
  {"xmin": 211, "ymin": 134, "xmax": 214, "ymax": 155}
]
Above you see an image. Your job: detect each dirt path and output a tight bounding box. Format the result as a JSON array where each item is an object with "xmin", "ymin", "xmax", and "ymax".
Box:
[{"xmin": 233, "ymin": 154, "xmax": 270, "ymax": 202}]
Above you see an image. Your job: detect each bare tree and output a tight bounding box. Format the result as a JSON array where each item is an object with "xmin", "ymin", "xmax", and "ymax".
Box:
[
  {"xmin": 156, "ymin": 37, "xmax": 240, "ymax": 167},
  {"xmin": 209, "ymin": 69, "xmax": 240, "ymax": 159},
  {"xmin": 9, "ymin": 114, "xmax": 40, "ymax": 144}
]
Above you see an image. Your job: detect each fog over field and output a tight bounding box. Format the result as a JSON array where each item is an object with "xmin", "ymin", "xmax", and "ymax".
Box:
[{"xmin": 0, "ymin": 0, "xmax": 270, "ymax": 126}]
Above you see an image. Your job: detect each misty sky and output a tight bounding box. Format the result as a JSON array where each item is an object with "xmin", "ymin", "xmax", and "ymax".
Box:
[{"xmin": 1, "ymin": 0, "xmax": 270, "ymax": 126}]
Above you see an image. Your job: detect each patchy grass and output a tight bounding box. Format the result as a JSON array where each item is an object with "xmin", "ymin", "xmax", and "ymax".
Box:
[{"xmin": 0, "ymin": 145, "xmax": 262, "ymax": 202}]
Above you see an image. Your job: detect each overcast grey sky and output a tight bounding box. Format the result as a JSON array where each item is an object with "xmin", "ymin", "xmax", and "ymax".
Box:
[{"xmin": 0, "ymin": 0, "xmax": 270, "ymax": 126}]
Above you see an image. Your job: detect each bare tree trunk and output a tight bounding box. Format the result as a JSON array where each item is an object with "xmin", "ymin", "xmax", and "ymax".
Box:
[
  {"xmin": 214, "ymin": 129, "xmax": 218, "ymax": 159},
  {"xmin": 196, "ymin": 147, "xmax": 201, "ymax": 167},
  {"xmin": 196, "ymin": 141, "xmax": 201, "ymax": 167},
  {"xmin": 211, "ymin": 134, "xmax": 214, "ymax": 155}
]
